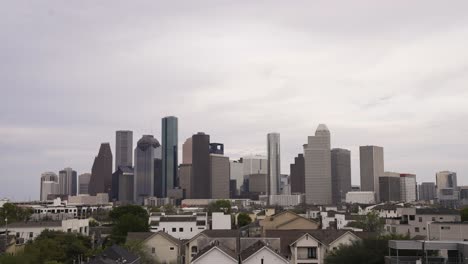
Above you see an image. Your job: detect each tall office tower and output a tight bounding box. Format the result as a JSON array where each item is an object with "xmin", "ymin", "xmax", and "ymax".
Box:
[
  {"xmin": 436, "ymin": 171, "xmax": 459, "ymax": 207},
  {"xmin": 242, "ymin": 155, "xmax": 267, "ymax": 193},
  {"xmin": 209, "ymin": 143, "xmax": 224, "ymax": 155},
  {"xmin": 249, "ymin": 173, "xmax": 268, "ymax": 194},
  {"xmin": 59, "ymin": 167, "xmax": 77, "ymax": 196},
  {"xmin": 134, "ymin": 135, "xmax": 160, "ymax": 204},
  {"xmin": 419, "ymin": 182, "xmax": 436, "ymax": 201},
  {"xmin": 88, "ymin": 143, "xmax": 113, "ymax": 196},
  {"xmin": 179, "ymin": 164, "xmax": 192, "ymax": 198},
  {"xmin": 230, "ymin": 160, "xmax": 244, "ymax": 196},
  {"xmin": 379, "ymin": 176, "xmax": 401, "ymax": 202},
  {"xmin": 210, "ymin": 154, "xmax": 230, "ymax": 199},
  {"xmin": 400, "ymin": 174, "xmax": 417, "ymax": 202},
  {"xmin": 290, "ymin": 154, "xmax": 305, "ymax": 194},
  {"xmin": 191, "ymin": 132, "xmax": 211, "ymax": 199},
  {"xmin": 112, "ymin": 166, "xmax": 134, "ymax": 203},
  {"xmin": 115, "ymin": 130, "xmax": 133, "ymax": 170},
  {"xmin": 359, "ymin": 146, "xmax": 384, "ymax": 202},
  {"xmin": 331, "ymin": 148, "xmax": 352, "ymax": 204},
  {"xmin": 304, "ymin": 124, "xmax": 332, "ymax": 205},
  {"xmin": 267, "ymin": 133, "xmax": 281, "ymax": 196},
  {"xmin": 182, "ymin": 137, "xmax": 193, "ymax": 164},
  {"xmin": 154, "ymin": 158, "xmax": 163, "ymax": 197},
  {"xmin": 40, "ymin": 172, "xmax": 59, "ymax": 201},
  {"xmin": 162, "ymin": 116, "xmax": 178, "ymax": 198},
  {"xmin": 78, "ymin": 173, "xmax": 91, "ymax": 194}
]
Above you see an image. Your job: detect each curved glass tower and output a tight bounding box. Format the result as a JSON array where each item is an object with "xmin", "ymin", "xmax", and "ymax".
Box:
[{"xmin": 134, "ymin": 135, "xmax": 160, "ymax": 204}]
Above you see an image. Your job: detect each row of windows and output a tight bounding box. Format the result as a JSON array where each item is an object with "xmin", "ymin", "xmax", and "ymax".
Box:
[{"xmin": 156, "ymin": 227, "xmax": 205, "ymax": 233}]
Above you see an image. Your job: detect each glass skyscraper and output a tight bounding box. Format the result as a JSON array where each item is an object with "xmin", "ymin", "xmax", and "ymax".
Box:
[{"xmin": 162, "ymin": 116, "xmax": 178, "ymax": 197}]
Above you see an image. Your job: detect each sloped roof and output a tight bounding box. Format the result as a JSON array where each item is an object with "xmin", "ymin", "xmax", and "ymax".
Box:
[
  {"xmin": 191, "ymin": 241, "xmax": 237, "ymax": 263},
  {"xmin": 88, "ymin": 244, "xmax": 139, "ymax": 264},
  {"xmin": 240, "ymin": 240, "xmax": 287, "ymax": 263},
  {"xmin": 127, "ymin": 231, "xmax": 180, "ymax": 246}
]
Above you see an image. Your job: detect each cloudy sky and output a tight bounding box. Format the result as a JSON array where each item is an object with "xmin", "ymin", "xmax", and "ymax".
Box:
[{"xmin": 1, "ymin": 1, "xmax": 468, "ymax": 201}]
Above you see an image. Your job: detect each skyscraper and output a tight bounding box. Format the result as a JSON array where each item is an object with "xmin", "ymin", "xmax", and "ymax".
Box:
[
  {"xmin": 162, "ymin": 116, "xmax": 178, "ymax": 198},
  {"xmin": 209, "ymin": 143, "xmax": 224, "ymax": 155},
  {"xmin": 179, "ymin": 164, "xmax": 192, "ymax": 198},
  {"xmin": 191, "ymin": 132, "xmax": 210, "ymax": 199},
  {"xmin": 182, "ymin": 137, "xmax": 193, "ymax": 164},
  {"xmin": 242, "ymin": 155, "xmax": 267, "ymax": 193},
  {"xmin": 359, "ymin": 146, "xmax": 384, "ymax": 202},
  {"xmin": 379, "ymin": 176, "xmax": 401, "ymax": 202},
  {"xmin": 210, "ymin": 154, "xmax": 230, "ymax": 199},
  {"xmin": 78, "ymin": 173, "xmax": 91, "ymax": 194},
  {"xmin": 400, "ymin": 173, "xmax": 417, "ymax": 202},
  {"xmin": 115, "ymin": 130, "xmax": 133, "ymax": 170},
  {"xmin": 331, "ymin": 148, "xmax": 351, "ymax": 204},
  {"xmin": 112, "ymin": 166, "xmax": 134, "ymax": 203},
  {"xmin": 230, "ymin": 160, "xmax": 244, "ymax": 195},
  {"xmin": 134, "ymin": 135, "xmax": 160, "ymax": 204},
  {"xmin": 304, "ymin": 124, "xmax": 332, "ymax": 205},
  {"xmin": 40, "ymin": 172, "xmax": 59, "ymax": 201},
  {"xmin": 419, "ymin": 182, "xmax": 436, "ymax": 201},
  {"xmin": 88, "ymin": 143, "xmax": 113, "ymax": 196},
  {"xmin": 59, "ymin": 167, "xmax": 77, "ymax": 196},
  {"xmin": 436, "ymin": 171, "xmax": 458, "ymax": 207},
  {"xmin": 267, "ymin": 133, "xmax": 281, "ymax": 196},
  {"xmin": 290, "ymin": 154, "xmax": 305, "ymax": 194}
]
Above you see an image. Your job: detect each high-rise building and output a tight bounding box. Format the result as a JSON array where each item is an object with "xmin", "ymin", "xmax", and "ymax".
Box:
[
  {"xmin": 115, "ymin": 130, "xmax": 133, "ymax": 170},
  {"xmin": 419, "ymin": 182, "xmax": 436, "ymax": 201},
  {"xmin": 359, "ymin": 146, "xmax": 384, "ymax": 202},
  {"xmin": 400, "ymin": 173, "xmax": 417, "ymax": 202},
  {"xmin": 249, "ymin": 173, "xmax": 267, "ymax": 194},
  {"xmin": 210, "ymin": 154, "xmax": 230, "ymax": 199},
  {"xmin": 78, "ymin": 173, "xmax": 91, "ymax": 194},
  {"xmin": 191, "ymin": 132, "xmax": 210, "ymax": 199},
  {"xmin": 162, "ymin": 116, "xmax": 178, "ymax": 198},
  {"xmin": 112, "ymin": 166, "xmax": 134, "ymax": 203},
  {"xmin": 209, "ymin": 143, "xmax": 224, "ymax": 155},
  {"xmin": 182, "ymin": 137, "xmax": 193, "ymax": 164},
  {"xmin": 267, "ymin": 133, "xmax": 281, "ymax": 196},
  {"xmin": 379, "ymin": 176, "xmax": 401, "ymax": 202},
  {"xmin": 154, "ymin": 158, "xmax": 163, "ymax": 197},
  {"xmin": 134, "ymin": 135, "xmax": 160, "ymax": 204},
  {"xmin": 88, "ymin": 143, "xmax": 113, "ymax": 196},
  {"xmin": 59, "ymin": 168, "xmax": 77, "ymax": 196},
  {"xmin": 331, "ymin": 148, "xmax": 351, "ymax": 204},
  {"xmin": 436, "ymin": 171, "xmax": 458, "ymax": 207},
  {"xmin": 241, "ymin": 155, "xmax": 267, "ymax": 193},
  {"xmin": 230, "ymin": 160, "xmax": 243, "ymax": 196},
  {"xmin": 290, "ymin": 154, "xmax": 305, "ymax": 194},
  {"xmin": 40, "ymin": 172, "xmax": 59, "ymax": 201},
  {"xmin": 304, "ymin": 124, "xmax": 332, "ymax": 205},
  {"xmin": 179, "ymin": 164, "xmax": 192, "ymax": 199}
]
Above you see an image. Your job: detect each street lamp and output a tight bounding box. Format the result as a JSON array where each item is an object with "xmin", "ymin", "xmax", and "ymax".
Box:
[{"xmin": 4, "ymin": 217, "xmax": 7, "ymax": 249}]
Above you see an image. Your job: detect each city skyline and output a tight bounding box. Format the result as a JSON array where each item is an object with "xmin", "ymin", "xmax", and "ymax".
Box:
[{"xmin": 2, "ymin": 1, "xmax": 468, "ymax": 200}]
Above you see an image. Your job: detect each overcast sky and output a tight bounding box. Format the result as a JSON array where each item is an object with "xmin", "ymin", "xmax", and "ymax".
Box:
[{"xmin": 1, "ymin": 1, "xmax": 468, "ymax": 201}]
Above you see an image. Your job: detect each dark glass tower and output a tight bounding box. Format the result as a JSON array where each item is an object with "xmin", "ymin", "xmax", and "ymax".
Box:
[
  {"xmin": 89, "ymin": 143, "xmax": 113, "ymax": 196},
  {"xmin": 162, "ymin": 116, "xmax": 178, "ymax": 197},
  {"xmin": 290, "ymin": 153, "xmax": 305, "ymax": 194},
  {"xmin": 134, "ymin": 135, "xmax": 160, "ymax": 204},
  {"xmin": 115, "ymin": 130, "xmax": 133, "ymax": 170},
  {"xmin": 191, "ymin": 132, "xmax": 210, "ymax": 199}
]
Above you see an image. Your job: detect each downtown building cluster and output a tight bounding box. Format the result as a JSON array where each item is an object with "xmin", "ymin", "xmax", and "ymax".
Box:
[{"xmin": 39, "ymin": 119, "xmax": 464, "ymax": 208}]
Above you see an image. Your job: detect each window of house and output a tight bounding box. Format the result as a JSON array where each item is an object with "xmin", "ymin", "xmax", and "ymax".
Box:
[
  {"xmin": 440, "ymin": 217, "xmax": 443, "ymax": 220},
  {"xmin": 152, "ymin": 247, "xmax": 155, "ymax": 254},
  {"xmin": 67, "ymin": 228, "xmax": 72, "ymax": 233},
  {"xmin": 261, "ymin": 259, "xmax": 264, "ymax": 264},
  {"xmin": 441, "ymin": 226, "xmax": 451, "ymax": 230},
  {"xmin": 172, "ymin": 228, "xmax": 176, "ymax": 232},
  {"xmin": 16, "ymin": 232, "xmax": 20, "ymax": 238},
  {"xmin": 190, "ymin": 228, "xmax": 193, "ymax": 232},
  {"xmin": 191, "ymin": 246, "xmax": 198, "ymax": 257},
  {"xmin": 432, "ymin": 217, "xmax": 436, "ymax": 221},
  {"xmin": 29, "ymin": 232, "xmax": 33, "ymax": 238},
  {"xmin": 307, "ymin": 247, "xmax": 317, "ymax": 259},
  {"xmin": 170, "ymin": 247, "xmax": 174, "ymax": 250},
  {"xmin": 409, "ymin": 215, "xmax": 415, "ymax": 221},
  {"xmin": 179, "ymin": 228, "xmax": 183, "ymax": 232},
  {"xmin": 415, "ymin": 227, "xmax": 420, "ymax": 233},
  {"xmin": 418, "ymin": 217, "xmax": 422, "ymax": 222},
  {"xmin": 163, "ymin": 228, "xmax": 165, "ymax": 232}
]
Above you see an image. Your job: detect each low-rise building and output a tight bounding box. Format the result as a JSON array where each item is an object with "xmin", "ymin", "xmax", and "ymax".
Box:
[
  {"xmin": 259, "ymin": 211, "xmax": 319, "ymax": 236},
  {"xmin": 427, "ymin": 222, "xmax": 468, "ymax": 241},
  {"xmin": 149, "ymin": 212, "xmax": 208, "ymax": 239},
  {"xmin": 127, "ymin": 231, "xmax": 182, "ymax": 264},
  {"xmin": 384, "ymin": 207, "xmax": 460, "ymax": 238},
  {"xmin": 212, "ymin": 212, "xmax": 231, "ymax": 230},
  {"xmin": 387, "ymin": 240, "xmax": 468, "ymax": 264},
  {"xmin": 260, "ymin": 194, "xmax": 305, "ymax": 207},
  {"xmin": 346, "ymin": 191, "xmax": 375, "ymax": 204},
  {"xmin": 67, "ymin": 193, "xmax": 109, "ymax": 205}
]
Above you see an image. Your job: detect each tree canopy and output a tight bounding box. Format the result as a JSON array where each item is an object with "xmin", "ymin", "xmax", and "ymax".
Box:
[
  {"xmin": 237, "ymin": 212, "xmax": 252, "ymax": 227},
  {"xmin": 346, "ymin": 211, "xmax": 384, "ymax": 233},
  {"xmin": 461, "ymin": 208, "xmax": 468, "ymax": 222},
  {"xmin": 0, "ymin": 203, "xmax": 33, "ymax": 225},
  {"xmin": 109, "ymin": 205, "xmax": 149, "ymax": 244},
  {"xmin": 208, "ymin": 200, "xmax": 232, "ymax": 215}
]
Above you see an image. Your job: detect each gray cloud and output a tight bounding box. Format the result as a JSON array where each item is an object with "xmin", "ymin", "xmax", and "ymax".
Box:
[{"xmin": 1, "ymin": 0, "xmax": 468, "ymax": 200}]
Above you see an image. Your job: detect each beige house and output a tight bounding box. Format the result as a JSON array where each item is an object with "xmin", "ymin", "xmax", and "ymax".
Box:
[
  {"xmin": 184, "ymin": 230, "xmax": 239, "ymax": 264},
  {"xmin": 266, "ymin": 229, "xmax": 362, "ymax": 264},
  {"xmin": 259, "ymin": 210, "xmax": 319, "ymax": 235},
  {"xmin": 127, "ymin": 231, "xmax": 182, "ymax": 264}
]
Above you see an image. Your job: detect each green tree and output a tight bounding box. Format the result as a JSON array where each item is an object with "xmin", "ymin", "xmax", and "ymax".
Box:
[
  {"xmin": 346, "ymin": 211, "xmax": 384, "ymax": 233},
  {"xmin": 208, "ymin": 200, "xmax": 231, "ymax": 215},
  {"xmin": 0, "ymin": 203, "xmax": 33, "ymax": 225},
  {"xmin": 237, "ymin": 212, "xmax": 252, "ymax": 227},
  {"xmin": 162, "ymin": 204, "xmax": 176, "ymax": 214},
  {"xmin": 109, "ymin": 205, "xmax": 149, "ymax": 244},
  {"xmin": 461, "ymin": 208, "xmax": 468, "ymax": 221},
  {"xmin": 124, "ymin": 240, "xmax": 156, "ymax": 264},
  {"xmin": 325, "ymin": 234, "xmax": 410, "ymax": 264}
]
